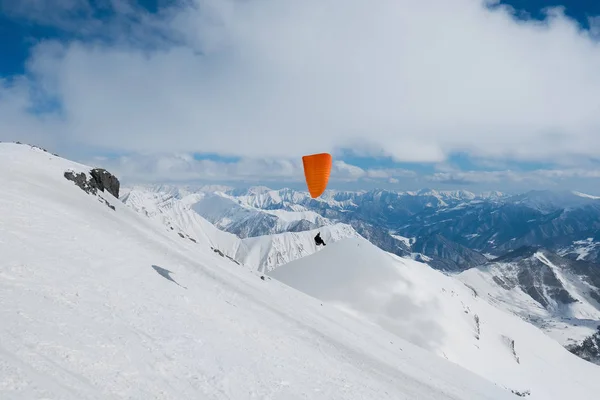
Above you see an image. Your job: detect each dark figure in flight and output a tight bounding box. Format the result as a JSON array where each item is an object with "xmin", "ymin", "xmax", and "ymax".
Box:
[{"xmin": 314, "ymin": 232, "xmax": 326, "ymax": 246}]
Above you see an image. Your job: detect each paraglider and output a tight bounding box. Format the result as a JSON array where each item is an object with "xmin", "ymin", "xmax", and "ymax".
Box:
[
  {"xmin": 302, "ymin": 152, "xmax": 332, "ymax": 247},
  {"xmin": 302, "ymin": 153, "xmax": 332, "ymax": 199}
]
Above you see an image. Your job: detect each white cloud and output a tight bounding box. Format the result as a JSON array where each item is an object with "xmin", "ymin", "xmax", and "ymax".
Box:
[
  {"xmin": 87, "ymin": 152, "xmax": 420, "ymax": 185},
  {"xmin": 4, "ymin": 0, "xmax": 600, "ymax": 168},
  {"xmin": 92, "ymin": 153, "xmax": 301, "ymax": 183},
  {"xmin": 334, "ymin": 161, "xmax": 366, "ymax": 180},
  {"xmin": 427, "ymin": 168, "xmax": 600, "ymax": 186},
  {"xmin": 0, "ymin": 77, "xmax": 63, "ymax": 149},
  {"xmin": 366, "ymin": 168, "xmax": 417, "ymax": 179}
]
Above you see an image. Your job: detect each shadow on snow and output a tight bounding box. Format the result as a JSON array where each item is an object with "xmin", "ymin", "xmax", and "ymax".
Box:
[{"xmin": 152, "ymin": 265, "xmax": 187, "ymax": 289}]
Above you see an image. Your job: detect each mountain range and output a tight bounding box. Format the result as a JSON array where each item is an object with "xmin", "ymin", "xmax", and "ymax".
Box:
[
  {"xmin": 122, "ymin": 183, "xmax": 600, "ymax": 364},
  {"xmin": 2, "ymin": 142, "xmax": 600, "ymax": 399}
]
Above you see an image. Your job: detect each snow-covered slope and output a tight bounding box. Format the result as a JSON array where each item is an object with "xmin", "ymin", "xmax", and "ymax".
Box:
[
  {"xmin": 269, "ymin": 237, "xmax": 600, "ymax": 399},
  {"xmin": 0, "ymin": 143, "xmax": 520, "ymax": 399},
  {"xmin": 237, "ymin": 224, "xmax": 360, "ymax": 273},
  {"xmin": 121, "ymin": 187, "xmax": 359, "ymax": 272},
  {"xmin": 121, "ymin": 188, "xmax": 243, "ymax": 258},
  {"xmin": 457, "ymin": 247, "xmax": 600, "ymax": 348}
]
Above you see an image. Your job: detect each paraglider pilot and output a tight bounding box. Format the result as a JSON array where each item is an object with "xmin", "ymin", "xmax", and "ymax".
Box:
[
  {"xmin": 314, "ymin": 232, "xmax": 326, "ymax": 246},
  {"xmin": 302, "ymin": 152, "xmax": 331, "ymax": 248}
]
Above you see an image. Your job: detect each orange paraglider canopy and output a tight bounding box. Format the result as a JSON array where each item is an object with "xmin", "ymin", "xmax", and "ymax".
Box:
[{"xmin": 302, "ymin": 153, "xmax": 332, "ymax": 198}]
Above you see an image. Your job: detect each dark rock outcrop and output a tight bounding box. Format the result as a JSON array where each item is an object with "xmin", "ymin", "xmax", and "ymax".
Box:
[
  {"xmin": 90, "ymin": 168, "xmax": 120, "ymax": 198},
  {"xmin": 211, "ymin": 246, "xmax": 241, "ymax": 265},
  {"xmin": 64, "ymin": 171, "xmax": 99, "ymax": 195},
  {"xmin": 64, "ymin": 168, "xmax": 120, "ymax": 199},
  {"xmin": 64, "ymin": 168, "xmax": 120, "ymax": 211}
]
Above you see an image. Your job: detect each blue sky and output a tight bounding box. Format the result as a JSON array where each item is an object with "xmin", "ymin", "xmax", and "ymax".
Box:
[{"xmin": 3, "ymin": 0, "xmax": 600, "ymax": 194}]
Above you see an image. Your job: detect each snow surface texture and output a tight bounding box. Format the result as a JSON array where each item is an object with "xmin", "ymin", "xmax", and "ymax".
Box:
[
  {"xmin": 1, "ymin": 143, "xmax": 522, "ymax": 399},
  {"xmin": 269, "ymin": 237, "xmax": 600, "ymax": 399},
  {"xmin": 121, "ymin": 188, "xmax": 360, "ymax": 272}
]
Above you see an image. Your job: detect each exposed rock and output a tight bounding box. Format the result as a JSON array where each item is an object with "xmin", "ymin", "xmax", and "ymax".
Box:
[
  {"xmin": 90, "ymin": 168, "xmax": 120, "ymax": 198},
  {"xmin": 211, "ymin": 246, "xmax": 241, "ymax": 265},
  {"xmin": 64, "ymin": 168, "xmax": 120, "ymax": 199},
  {"xmin": 501, "ymin": 335, "xmax": 520, "ymax": 364},
  {"xmin": 98, "ymin": 197, "xmax": 116, "ymax": 211},
  {"xmin": 511, "ymin": 389, "xmax": 531, "ymax": 397},
  {"xmin": 64, "ymin": 171, "xmax": 98, "ymax": 195},
  {"xmin": 64, "ymin": 168, "xmax": 120, "ymax": 211}
]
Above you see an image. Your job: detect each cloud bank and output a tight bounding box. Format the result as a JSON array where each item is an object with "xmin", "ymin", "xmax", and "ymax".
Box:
[
  {"xmin": 90, "ymin": 153, "xmax": 416, "ymax": 184},
  {"xmin": 2, "ymin": 0, "xmax": 600, "ymax": 168}
]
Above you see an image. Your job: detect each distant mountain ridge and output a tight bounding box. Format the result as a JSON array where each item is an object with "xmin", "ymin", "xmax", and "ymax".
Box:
[
  {"xmin": 458, "ymin": 246, "xmax": 600, "ymax": 356},
  {"xmin": 123, "ymin": 183, "xmax": 600, "ymax": 363},
  {"xmin": 121, "ymin": 187, "xmax": 360, "ymax": 272},
  {"xmin": 177, "ymin": 185, "xmax": 600, "ymax": 270}
]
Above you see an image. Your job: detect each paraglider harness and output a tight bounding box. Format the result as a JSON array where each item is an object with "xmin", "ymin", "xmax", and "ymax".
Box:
[{"xmin": 314, "ymin": 232, "xmax": 326, "ymax": 246}]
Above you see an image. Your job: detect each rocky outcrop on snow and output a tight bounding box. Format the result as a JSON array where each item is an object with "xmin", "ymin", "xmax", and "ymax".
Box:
[
  {"xmin": 64, "ymin": 168, "xmax": 120, "ymax": 211},
  {"xmin": 90, "ymin": 168, "xmax": 120, "ymax": 198},
  {"xmin": 64, "ymin": 168, "xmax": 120, "ymax": 199},
  {"xmin": 64, "ymin": 171, "xmax": 99, "ymax": 195}
]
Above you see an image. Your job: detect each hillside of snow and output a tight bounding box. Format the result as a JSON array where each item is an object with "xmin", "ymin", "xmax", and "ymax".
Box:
[
  {"xmin": 268, "ymin": 237, "xmax": 600, "ymax": 399},
  {"xmin": 121, "ymin": 187, "xmax": 360, "ymax": 272},
  {"xmin": 237, "ymin": 224, "xmax": 360, "ymax": 273},
  {"xmin": 121, "ymin": 188, "xmax": 244, "ymax": 258},
  {"xmin": 0, "ymin": 142, "xmax": 527, "ymax": 399},
  {"xmin": 457, "ymin": 248, "xmax": 600, "ymax": 348}
]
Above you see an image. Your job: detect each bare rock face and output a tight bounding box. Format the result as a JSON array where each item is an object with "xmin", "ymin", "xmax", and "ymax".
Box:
[
  {"xmin": 64, "ymin": 168, "xmax": 120, "ymax": 211},
  {"xmin": 64, "ymin": 169, "xmax": 120, "ymax": 198},
  {"xmin": 64, "ymin": 171, "xmax": 99, "ymax": 195},
  {"xmin": 90, "ymin": 168, "xmax": 120, "ymax": 198}
]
